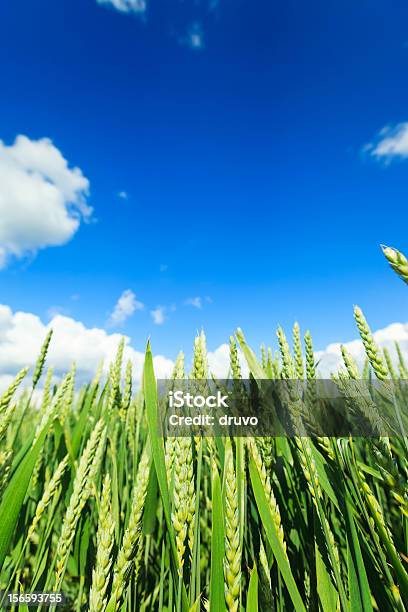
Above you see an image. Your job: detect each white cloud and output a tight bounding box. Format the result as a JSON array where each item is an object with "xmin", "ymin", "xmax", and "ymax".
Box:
[
  {"xmin": 366, "ymin": 122, "xmax": 408, "ymax": 161},
  {"xmin": 0, "ymin": 135, "xmax": 91, "ymax": 268},
  {"xmin": 108, "ymin": 289, "xmax": 144, "ymax": 327},
  {"xmin": 0, "ymin": 303, "xmax": 173, "ymax": 393},
  {"xmin": 185, "ymin": 297, "xmax": 202, "ymax": 309},
  {"xmin": 150, "ymin": 306, "xmax": 166, "ymax": 325},
  {"xmin": 207, "ymin": 321, "xmax": 408, "ymax": 379},
  {"xmin": 3, "ymin": 299, "xmax": 406, "ymax": 398},
  {"xmin": 207, "ymin": 343, "xmax": 249, "ymax": 379},
  {"xmin": 316, "ymin": 320, "xmax": 408, "ymax": 376},
  {"xmin": 118, "ymin": 191, "xmax": 128, "ymax": 200},
  {"xmin": 0, "ymin": 374, "xmax": 14, "ymax": 395},
  {"xmin": 97, "ymin": 0, "xmax": 147, "ymax": 14}
]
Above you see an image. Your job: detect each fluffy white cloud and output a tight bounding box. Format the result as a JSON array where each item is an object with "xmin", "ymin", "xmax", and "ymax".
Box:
[
  {"xmin": 0, "ymin": 303, "xmax": 173, "ymax": 393},
  {"xmin": 97, "ymin": 0, "xmax": 147, "ymax": 14},
  {"xmin": 2, "ymin": 300, "xmax": 407, "ymax": 397},
  {"xmin": 207, "ymin": 343, "xmax": 249, "ymax": 379},
  {"xmin": 198, "ymin": 321, "xmax": 408, "ymax": 379},
  {"xmin": 0, "ymin": 135, "xmax": 91, "ymax": 268},
  {"xmin": 316, "ymin": 321, "xmax": 408, "ymax": 376},
  {"xmin": 151, "ymin": 306, "xmax": 166, "ymax": 325},
  {"xmin": 108, "ymin": 290, "xmax": 144, "ymax": 327},
  {"xmin": 366, "ymin": 123, "xmax": 408, "ymax": 161}
]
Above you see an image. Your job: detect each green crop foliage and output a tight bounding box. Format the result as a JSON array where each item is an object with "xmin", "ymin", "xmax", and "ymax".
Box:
[{"xmin": 0, "ymin": 252, "xmax": 408, "ymax": 611}]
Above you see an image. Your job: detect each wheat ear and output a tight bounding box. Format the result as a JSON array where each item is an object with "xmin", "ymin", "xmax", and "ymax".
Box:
[{"xmin": 89, "ymin": 473, "xmax": 115, "ymax": 612}]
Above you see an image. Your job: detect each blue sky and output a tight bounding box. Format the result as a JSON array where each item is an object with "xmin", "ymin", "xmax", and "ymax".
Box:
[{"xmin": 1, "ymin": 0, "xmax": 408, "ymax": 361}]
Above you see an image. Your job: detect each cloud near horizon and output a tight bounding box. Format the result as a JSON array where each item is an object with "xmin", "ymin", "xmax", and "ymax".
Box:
[
  {"xmin": 316, "ymin": 320, "xmax": 408, "ymax": 376},
  {"xmin": 0, "ymin": 135, "xmax": 91, "ymax": 268},
  {"xmin": 198, "ymin": 321, "xmax": 408, "ymax": 378},
  {"xmin": 0, "ymin": 303, "xmax": 173, "ymax": 392},
  {"xmin": 1, "ymin": 303, "xmax": 408, "ymax": 395}
]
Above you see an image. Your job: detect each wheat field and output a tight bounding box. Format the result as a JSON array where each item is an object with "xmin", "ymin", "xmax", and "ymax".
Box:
[{"xmin": 0, "ymin": 245, "xmax": 407, "ymax": 611}]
